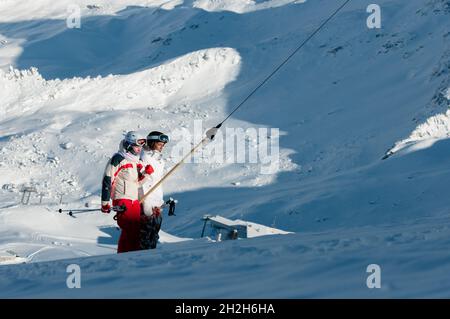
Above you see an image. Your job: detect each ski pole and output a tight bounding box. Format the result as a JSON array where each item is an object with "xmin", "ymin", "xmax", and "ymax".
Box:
[
  {"xmin": 162, "ymin": 197, "xmax": 178, "ymax": 216},
  {"xmin": 139, "ymin": 125, "xmax": 220, "ymax": 204},
  {"xmin": 58, "ymin": 205, "xmax": 126, "ymax": 217},
  {"xmin": 58, "ymin": 208, "xmax": 100, "ymax": 214},
  {"xmin": 112, "ymin": 205, "xmax": 127, "ymax": 221}
]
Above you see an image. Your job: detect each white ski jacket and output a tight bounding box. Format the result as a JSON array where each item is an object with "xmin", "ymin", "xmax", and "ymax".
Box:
[
  {"xmin": 139, "ymin": 149, "xmax": 165, "ymax": 216},
  {"xmin": 101, "ymin": 142, "xmax": 144, "ymax": 206}
]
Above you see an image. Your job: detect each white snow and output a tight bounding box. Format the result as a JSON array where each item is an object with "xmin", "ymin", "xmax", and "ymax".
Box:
[
  {"xmin": 386, "ymin": 105, "xmax": 450, "ymax": 156},
  {"xmin": 193, "ymin": 0, "xmax": 305, "ymax": 13},
  {"xmin": 0, "ymin": 0, "xmax": 449, "ymax": 298}
]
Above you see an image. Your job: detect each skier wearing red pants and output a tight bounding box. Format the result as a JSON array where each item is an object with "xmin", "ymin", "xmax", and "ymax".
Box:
[{"xmin": 101, "ymin": 131, "xmax": 153, "ymax": 253}]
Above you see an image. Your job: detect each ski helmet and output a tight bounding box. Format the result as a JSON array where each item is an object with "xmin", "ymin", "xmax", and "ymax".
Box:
[
  {"xmin": 123, "ymin": 131, "xmax": 146, "ymax": 155},
  {"xmin": 147, "ymin": 131, "xmax": 169, "ymax": 144}
]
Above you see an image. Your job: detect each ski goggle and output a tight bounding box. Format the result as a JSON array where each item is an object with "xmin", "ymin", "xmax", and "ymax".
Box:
[
  {"xmin": 147, "ymin": 134, "xmax": 169, "ymax": 143},
  {"xmin": 132, "ymin": 139, "xmax": 146, "ymax": 147}
]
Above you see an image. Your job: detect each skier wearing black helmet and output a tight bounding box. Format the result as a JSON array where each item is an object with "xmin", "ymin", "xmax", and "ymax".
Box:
[{"xmin": 139, "ymin": 131, "xmax": 169, "ymax": 249}]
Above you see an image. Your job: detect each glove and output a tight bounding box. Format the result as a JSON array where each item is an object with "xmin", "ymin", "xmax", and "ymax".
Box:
[
  {"xmin": 144, "ymin": 165, "xmax": 154, "ymax": 175},
  {"xmin": 101, "ymin": 203, "xmax": 111, "ymax": 214},
  {"xmin": 152, "ymin": 206, "xmax": 161, "ymax": 218}
]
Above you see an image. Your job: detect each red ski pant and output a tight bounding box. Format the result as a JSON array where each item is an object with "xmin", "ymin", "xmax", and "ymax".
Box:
[{"xmin": 113, "ymin": 199, "xmax": 141, "ymax": 253}]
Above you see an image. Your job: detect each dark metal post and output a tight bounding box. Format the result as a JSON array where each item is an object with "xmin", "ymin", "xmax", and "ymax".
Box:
[{"xmin": 201, "ymin": 216, "xmax": 210, "ymax": 238}]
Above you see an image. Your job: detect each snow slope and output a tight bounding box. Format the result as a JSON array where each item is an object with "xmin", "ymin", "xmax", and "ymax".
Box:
[{"xmin": 0, "ymin": 0, "xmax": 450, "ymax": 297}]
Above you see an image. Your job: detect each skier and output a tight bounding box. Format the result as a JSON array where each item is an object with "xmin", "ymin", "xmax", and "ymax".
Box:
[
  {"xmin": 139, "ymin": 131, "xmax": 169, "ymax": 249},
  {"xmin": 101, "ymin": 131, "xmax": 153, "ymax": 253}
]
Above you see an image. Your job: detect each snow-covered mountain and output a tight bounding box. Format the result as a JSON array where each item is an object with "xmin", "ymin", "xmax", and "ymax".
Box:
[{"xmin": 0, "ymin": 0, "xmax": 449, "ymax": 297}]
